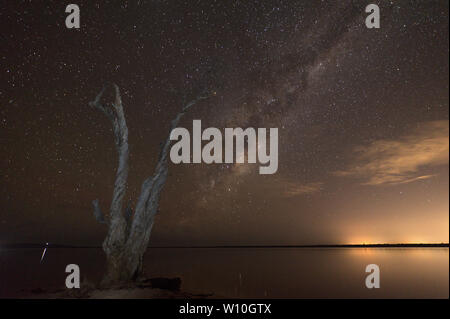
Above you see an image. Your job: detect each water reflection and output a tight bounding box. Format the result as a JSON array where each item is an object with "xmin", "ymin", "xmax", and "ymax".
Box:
[{"xmin": 0, "ymin": 247, "xmax": 448, "ymax": 298}]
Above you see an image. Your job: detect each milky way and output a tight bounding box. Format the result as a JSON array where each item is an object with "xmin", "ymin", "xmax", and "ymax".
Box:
[{"xmin": 1, "ymin": 1, "xmax": 448, "ymax": 245}]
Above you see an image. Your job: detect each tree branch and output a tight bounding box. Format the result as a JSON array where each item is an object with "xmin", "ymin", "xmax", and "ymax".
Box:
[
  {"xmin": 92, "ymin": 199, "xmax": 107, "ymax": 224},
  {"xmin": 127, "ymin": 92, "xmax": 214, "ymax": 249},
  {"xmin": 89, "ymin": 84, "xmax": 130, "ymax": 250}
]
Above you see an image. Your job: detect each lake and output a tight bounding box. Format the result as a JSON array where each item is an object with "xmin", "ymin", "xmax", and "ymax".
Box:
[{"xmin": 0, "ymin": 247, "xmax": 448, "ymax": 298}]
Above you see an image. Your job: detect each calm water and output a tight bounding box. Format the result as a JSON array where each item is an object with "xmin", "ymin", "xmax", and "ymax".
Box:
[{"xmin": 0, "ymin": 247, "xmax": 448, "ymax": 298}]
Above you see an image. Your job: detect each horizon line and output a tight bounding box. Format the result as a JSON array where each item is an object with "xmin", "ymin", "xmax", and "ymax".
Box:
[{"xmin": 2, "ymin": 242, "xmax": 449, "ymax": 249}]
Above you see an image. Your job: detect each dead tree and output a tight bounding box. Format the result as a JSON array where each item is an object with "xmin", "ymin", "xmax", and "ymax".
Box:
[{"xmin": 89, "ymin": 84, "xmax": 211, "ymax": 285}]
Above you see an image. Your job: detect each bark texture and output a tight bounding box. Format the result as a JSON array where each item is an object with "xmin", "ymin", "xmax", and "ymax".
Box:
[{"xmin": 89, "ymin": 84, "xmax": 210, "ymax": 286}]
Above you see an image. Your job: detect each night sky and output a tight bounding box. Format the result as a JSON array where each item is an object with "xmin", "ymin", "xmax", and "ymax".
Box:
[{"xmin": 1, "ymin": 1, "xmax": 448, "ymax": 246}]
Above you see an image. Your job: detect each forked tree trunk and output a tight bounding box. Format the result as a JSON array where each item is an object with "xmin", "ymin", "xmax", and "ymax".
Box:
[{"xmin": 89, "ymin": 84, "xmax": 211, "ymax": 286}]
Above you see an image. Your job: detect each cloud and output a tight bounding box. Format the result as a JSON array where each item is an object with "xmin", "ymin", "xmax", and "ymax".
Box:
[
  {"xmin": 283, "ymin": 182, "xmax": 323, "ymax": 197},
  {"xmin": 334, "ymin": 120, "xmax": 449, "ymax": 186}
]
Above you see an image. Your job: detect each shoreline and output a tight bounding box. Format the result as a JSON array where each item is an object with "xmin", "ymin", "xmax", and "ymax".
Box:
[{"xmin": 2, "ymin": 243, "xmax": 449, "ymax": 249}]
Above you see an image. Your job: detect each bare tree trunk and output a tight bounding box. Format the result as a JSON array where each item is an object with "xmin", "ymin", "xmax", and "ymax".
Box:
[{"xmin": 89, "ymin": 84, "xmax": 210, "ymax": 286}]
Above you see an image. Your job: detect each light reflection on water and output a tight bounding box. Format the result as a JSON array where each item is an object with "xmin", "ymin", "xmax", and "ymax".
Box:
[{"xmin": 0, "ymin": 247, "xmax": 448, "ymax": 298}]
